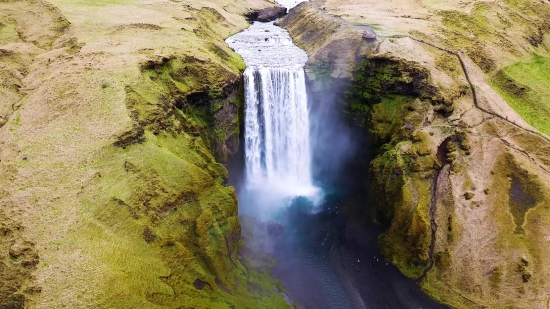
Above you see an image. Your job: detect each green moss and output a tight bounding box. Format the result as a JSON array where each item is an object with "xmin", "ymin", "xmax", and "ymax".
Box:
[
  {"xmin": 441, "ymin": 9, "xmax": 491, "ymax": 39},
  {"xmin": 345, "ymin": 55, "xmax": 445, "ymax": 131},
  {"xmin": 434, "ymin": 250, "xmax": 452, "ymax": 270},
  {"xmin": 12, "ymin": 113, "xmax": 21, "ymax": 126},
  {"xmin": 55, "ymin": 43, "xmax": 283, "ymax": 306},
  {"xmin": 435, "ymin": 52, "xmax": 460, "ymax": 77},
  {"xmin": 275, "ymin": 280, "xmax": 285, "ymax": 293},
  {"xmin": 370, "ymin": 95, "xmax": 414, "ymax": 143},
  {"xmin": 369, "ymin": 136, "xmax": 437, "ymax": 279},
  {"xmin": 73, "ymin": 128, "xmax": 288, "ymax": 308},
  {"xmin": 137, "ymin": 53, "xmax": 243, "ymax": 161},
  {"xmin": 412, "ymin": 131, "xmax": 433, "ymax": 156},
  {"xmin": 374, "ymin": 149, "xmax": 434, "ymax": 278},
  {"xmin": 355, "ymin": 65, "xmax": 438, "ymax": 276},
  {"xmin": 490, "ymin": 54, "xmax": 550, "ymax": 135},
  {"xmin": 346, "ymin": 58, "xmax": 404, "ymax": 111}
]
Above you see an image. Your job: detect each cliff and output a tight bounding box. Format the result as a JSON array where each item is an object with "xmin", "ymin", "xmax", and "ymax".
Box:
[
  {"xmin": 282, "ymin": 2, "xmax": 550, "ymax": 308},
  {"xmin": 0, "ymin": 0, "xmax": 288, "ymax": 308}
]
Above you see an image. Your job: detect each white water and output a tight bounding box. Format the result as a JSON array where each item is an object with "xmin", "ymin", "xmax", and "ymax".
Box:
[
  {"xmin": 226, "ymin": 18, "xmax": 319, "ymax": 201},
  {"xmin": 276, "ymin": 0, "xmax": 307, "ymax": 9}
]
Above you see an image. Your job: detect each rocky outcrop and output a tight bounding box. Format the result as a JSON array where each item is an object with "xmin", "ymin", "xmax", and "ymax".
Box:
[
  {"xmin": 246, "ymin": 7, "xmax": 287, "ymax": 22},
  {"xmin": 283, "ymin": 2, "xmax": 550, "ymax": 309},
  {"xmin": 280, "ymin": 2, "xmax": 376, "ymax": 80}
]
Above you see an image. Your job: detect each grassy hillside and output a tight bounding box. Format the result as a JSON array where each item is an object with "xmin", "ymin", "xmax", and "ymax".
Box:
[
  {"xmin": 491, "ymin": 54, "xmax": 550, "ymax": 135},
  {"xmin": 0, "ymin": 0, "xmax": 290, "ymax": 308}
]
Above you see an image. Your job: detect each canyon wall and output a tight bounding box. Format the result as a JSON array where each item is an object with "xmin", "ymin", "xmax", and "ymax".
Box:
[{"xmin": 283, "ymin": 2, "xmax": 550, "ymax": 308}]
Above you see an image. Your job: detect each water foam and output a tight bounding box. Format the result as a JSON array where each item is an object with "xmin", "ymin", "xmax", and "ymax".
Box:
[{"xmin": 276, "ymin": 0, "xmax": 308, "ymax": 9}]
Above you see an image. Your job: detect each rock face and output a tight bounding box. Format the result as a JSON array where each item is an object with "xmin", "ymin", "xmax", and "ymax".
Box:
[
  {"xmin": 245, "ymin": 7, "xmax": 287, "ymax": 22},
  {"xmin": 0, "ymin": 0, "xmax": 288, "ymax": 308},
  {"xmin": 283, "ymin": 2, "xmax": 550, "ymax": 309},
  {"xmin": 280, "ymin": 2, "xmax": 376, "ymax": 79}
]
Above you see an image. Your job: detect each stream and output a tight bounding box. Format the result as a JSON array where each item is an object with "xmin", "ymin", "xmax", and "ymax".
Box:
[{"xmin": 226, "ymin": 2, "xmax": 449, "ymax": 308}]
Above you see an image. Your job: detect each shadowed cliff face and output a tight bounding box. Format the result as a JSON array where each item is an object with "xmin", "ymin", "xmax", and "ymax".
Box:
[{"xmin": 282, "ymin": 2, "xmax": 550, "ymax": 309}]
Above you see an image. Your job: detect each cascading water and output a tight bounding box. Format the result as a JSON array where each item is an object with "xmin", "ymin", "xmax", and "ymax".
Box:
[
  {"xmin": 244, "ymin": 68, "xmax": 312, "ymax": 187},
  {"xmin": 274, "ymin": 0, "xmax": 306, "ymax": 9},
  {"xmin": 227, "ymin": 20, "xmax": 319, "ymax": 200}
]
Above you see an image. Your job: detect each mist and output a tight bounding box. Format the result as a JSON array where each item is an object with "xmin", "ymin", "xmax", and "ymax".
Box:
[{"xmin": 307, "ymin": 76, "xmax": 358, "ymax": 192}]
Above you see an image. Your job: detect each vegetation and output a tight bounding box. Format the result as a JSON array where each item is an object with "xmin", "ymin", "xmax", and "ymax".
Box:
[
  {"xmin": 69, "ymin": 50, "xmax": 288, "ymax": 307},
  {"xmin": 344, "ymin": 55, "xmax": 440, "ymax": 278},
  {"xmin": 0, "ymin": 0, "xmax": 290, "ymax": 307},
  {"xmin": 287, "ymin": 1, "xmax": 550, "ymax": 308},
  {"xmin": 491, "ymin": 54, "xmax": 550, "ymax": 135},
  {"xmin": 76, "ymin": 130, "xmax": 289, "ymax": 308}
]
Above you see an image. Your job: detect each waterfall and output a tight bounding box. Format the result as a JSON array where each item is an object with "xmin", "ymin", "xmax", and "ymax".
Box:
[
  {"xmin": 227, "ymin": 20, "xmax": 319, "ymax": 199},
  {"xmin": 244, "ymin": 67, "xmax": 312, "ymax": 190},
  {"xmin": 275, "ymin": 0, "xmax": 307, "ymax": 9}
]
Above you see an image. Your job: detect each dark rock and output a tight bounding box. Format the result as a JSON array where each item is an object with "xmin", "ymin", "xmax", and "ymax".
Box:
[
  {"xmin": 404, "ymin": 122, "xmax": 415, "ymax": 131},
  {"xmin": 258, "ymin": 7, "xmax": 287, "ymax": 22},
  {"xmin": 142, "ymin": 227, "xmax": 156, "ymax": 244},
  {"xmin": 24, "ymin": 286, "xmax": 42, "ymax": 295},
  {"xmin": 186, "ymin": 92, "xmax": 209, "ymax": 107},
  {"xmin": 362, "ymin": 31, "xmax": 377, "ymax": 40},
  {"xmin": 193, "ymin": 279, "xmax": 208, "ymax": 290},
  {"xmin": 245, "ymin": 7, "xmax": 287, "ymax": 23},
  {"xmin": 392, "ymin": 167, "xmax": 403, "ymax": 176},
  {"xmin": 0, "ymin": 294, "xmax": 25, "ymax": 309},
  {"xmin": 113, "ymin": 125, "xmax": 145, "ymax": 149},
  {"xmin": 520, "ymin": 257, "xmax": 529, "ymax": 267}
]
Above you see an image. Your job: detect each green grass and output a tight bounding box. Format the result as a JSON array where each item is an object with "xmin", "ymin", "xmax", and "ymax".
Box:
[
  {"xmin": 369, "ymin": 95, "xmax": 414, "ymax": 142},
  {"xmin": 491, "ymin": 54, "xmax": 550, "ymax": 135},
  {"xmin": 71, "ymin": 130, "xmax": 289, "ymax": 308}
]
